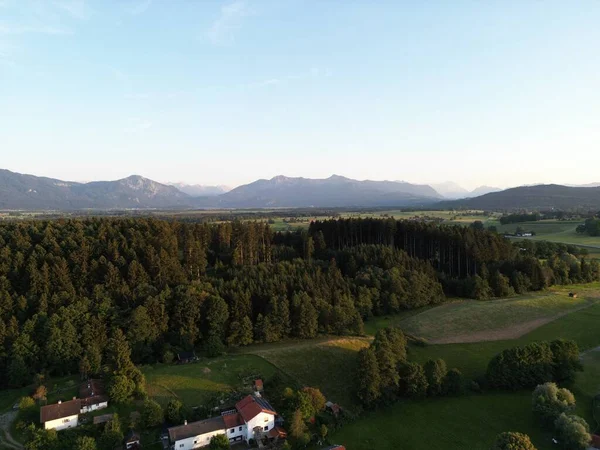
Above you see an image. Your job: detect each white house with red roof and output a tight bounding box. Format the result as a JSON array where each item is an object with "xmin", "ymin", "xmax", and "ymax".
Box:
[{"xmin": 167, "ymin": 394, "xmax": 283, "ymax": 449}]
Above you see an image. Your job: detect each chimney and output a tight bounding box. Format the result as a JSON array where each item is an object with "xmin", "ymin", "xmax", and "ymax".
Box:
[
  {"xmin": 184, "ymin": 420, "xmax": 188, "ymax": 426},
  {"xmin": 58, "ymin": 400, "xmax": 62, "ymax": 404}
]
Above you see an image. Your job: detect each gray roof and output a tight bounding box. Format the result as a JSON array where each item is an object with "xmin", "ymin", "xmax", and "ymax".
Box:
[{"xmin": 168, "ymin": 416, "xmax": 226, "ymax": 442}]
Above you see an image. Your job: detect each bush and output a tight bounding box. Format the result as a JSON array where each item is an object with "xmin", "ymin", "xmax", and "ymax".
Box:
[
  {"xmin": 166, "ymin": 398, "xmax": 183, "ymax": 424},
  {"xmin": 486, "ymin": 340, "xmax": 581, "ymax": 390},
  {"xmin": 443, "ymin": 368, "xmax": 464, "ymax": 395},
  {"xmin": 491, "ymin": 431, "xmax": 537, "ymax": 450},
  {"xmin": 554, "ymin": 413, "xmax": 591, "ymax": 450},
  {"xmin": 209, "ymin": 434, "xmax": 230, "ymax": 449},
  {"xmin": 107, "ymin": 374, "xmax": 135, "ymax": 403},
  {"xmin": 532, "ymin": 383, "xmax": 575, "ymax": 426},
  {"xmin": 141, "ymin": 399, "xmax": 163, "ymax": 428},
  {"xmin": 19, "ymin": 397, "xmax": 35, "ymax": 410}
]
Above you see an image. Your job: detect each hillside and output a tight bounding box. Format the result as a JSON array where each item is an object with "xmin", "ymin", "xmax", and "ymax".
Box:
[
  {"xmin": 167, "ymin": 182, "xmax": 230, "ymax": 197},
  {"xmin": 441, "ymin": 184, "xmax": 600, "ymax": 210},
  {"xmin": 0, "ymin": 169, "xmax": 192, "ymax": 209},
  {"xmin": 213, "ymin": 174, "xmax": 442, "ymax": 208}
]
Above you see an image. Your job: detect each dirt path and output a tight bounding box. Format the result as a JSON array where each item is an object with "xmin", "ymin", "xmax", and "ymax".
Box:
[
  {"xmin": 0, "ymin": 411, "xmax": 23, "ymax": 449},
  {"xmin": 429, "ymin": 301, "xmax": 597, "ymax": 345}
]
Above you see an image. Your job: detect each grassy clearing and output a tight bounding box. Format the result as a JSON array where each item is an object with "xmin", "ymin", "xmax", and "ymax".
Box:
[
  {"xmin": 244, "ymin": 337, "xmax": 371, "ymax": 410},
  {"xmin": 329, "ymin": 392, "xmax": 555, "ymax": 450},
  {"xmin": 143, "ymin": 354, "xmax": 282, "ymax": 408},
  {"xmin": 398, "ymin": 290, "xmax": 597, "ymax": 343}
]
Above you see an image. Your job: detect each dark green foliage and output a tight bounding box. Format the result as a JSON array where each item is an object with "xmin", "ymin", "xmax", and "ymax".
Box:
[
  {"xmin": 491, "ymin": 431, "xmax": 537, "ymax": 450},
  {"xmin": 23, "ymin": 424, "xmax": 59, "ymax": 450},
  {"xmin": 553, "ymin": 414, "xmax": 591, "ymax": 450},
  {"xmin": 424, "ymin": 359, "xmax": 447, "ymax": 396},
  {"xmin": 356, "ymin": 347, "xmax": 381, "ymax": 407},
  {"xmin": 166, "ymin": 398, "xmax": 184, "ymax": 424},
  {"xmin": 209, "ymin": 434, "xmax": 230, "ymax": 450},
  {"xmin": 399, "ymin": 362, "xmax": 428, "ymax": 398},
  {"xmin": 74, "ymin": 436, "xmax": 98, "ymax": 450},
  {"xmin": 141, "ymin": 399, "xmax": 163, "ymax": 428},
  {"xmin": 443, "ymin": 368, "xmax": 465, "ymax": 395},
  {"xmin": 0, "ymin": 216, "xmax": 591, "ymax": 388},
  {"xmin": 486, "ymin": 340, "xmax": 582, "ymax": 390},
  {"xmin": 550, "ymin": 339, "xmax": 583, "ymax": 382}
]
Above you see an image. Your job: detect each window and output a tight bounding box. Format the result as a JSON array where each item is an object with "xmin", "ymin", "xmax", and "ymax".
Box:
[
  {"xmin": 63, "ymin": 419, "xmax": 70, "ymax": 423},
  {"xmin": 264, "ymin": 417, "xmax": 268, "ymax": 422},
  {"xmin": 239, "ymin": 426, "xmax": 242, "ymax": 431},
  {"xmin": 194, "ymin": 441, "xmax": 197, "ymax": 444},
  {"xmin": 264, "ymin": 426, "xmax": 269, "ymax": 431},
  {"xmin": 230, "ymin": 428, "xmax": 235, "ymax": 434},
  {"xmin": 180, "ymin": 445, "xmax": 184, "ymax": 448}
]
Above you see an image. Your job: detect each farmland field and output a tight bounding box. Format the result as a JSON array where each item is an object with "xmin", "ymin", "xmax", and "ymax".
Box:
[{"xmin": 143, "ymin": 354, "xmax": 283, "ymax": 408}]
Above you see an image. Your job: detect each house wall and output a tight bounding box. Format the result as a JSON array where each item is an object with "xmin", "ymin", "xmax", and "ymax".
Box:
[
  {"xmin": 44, "ymin": 414, "xmax": 79, "ymax": 431},
  {"xmin": 173, "ymin": 430, "xmax": 226, "ymax": 449},
  {"xmin": 245, "ymin": 412, "xmax": 275, "ymax": 441},
  {"xmin": 225, "ymin": 423, "xmax": 246, "ymax": 443},
  {"xmin": 81, "ymin": 401, "xmax": 108, "ymax": 414}
]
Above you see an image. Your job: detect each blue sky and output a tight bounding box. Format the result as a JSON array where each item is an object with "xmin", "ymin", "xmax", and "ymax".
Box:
[{"xmin": 1, "ymin": 1, "xmax": 599, "ymax": 189}]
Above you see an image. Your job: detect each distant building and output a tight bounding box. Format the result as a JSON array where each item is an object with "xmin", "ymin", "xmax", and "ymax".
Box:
[
  {"xmin": 253, "ymin": 379, "xmax": 263, "ymax": 392},
  {"xmin": 177, "ymin": 351, "xmax": 198, "ymax": 364},
  {"xmin": 40, "ymin": 399, "xmax": 81, "ymax": 431},
  {"xmin": 323, "ymin": 446, "xmax": 346, "ymax": 450},
  {"xmin": 325, "ymin": 401, "xmax": 342, "ymax": 416},
  {"xmin": 167, "ymin": 395, "xmax": 279, "ymax": 449}
]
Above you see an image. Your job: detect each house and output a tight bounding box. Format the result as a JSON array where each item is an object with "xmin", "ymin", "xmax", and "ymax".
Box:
[
  {"xmin": 323, "ymin": 446, "xmax": 346, "ymax": 450},
  {"xmin": 167, "ymin": 395, "xmax": 279, "ymax": 449},
  {"xmin": 177, "ymin": 351, "xmax": 198, "ymax": 364},
  {"xmin": 590, "ymin": 434, "xmax": 600, "ymax": 449},
  {"xmin": 168, "ymin": 417, "xmax": 227, "ymax": 450},
  {"xmin": 40, "ymin": 399, "xmax": 81, "ymax": 431},
  {"xmin": 253, "ymin": 379, "xmax": 263, "ymax": 392},
  {"xmin": 80, "ymin": 379, "xmax": 109, "ymax": 413},
  {"xmin": 124, "ymin": 429, "xmax": 141, "ymax": 449}
]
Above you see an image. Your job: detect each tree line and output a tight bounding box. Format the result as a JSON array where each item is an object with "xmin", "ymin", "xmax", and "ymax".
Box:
[{"xmin": 0, "ymin": 217, "xmax": 596, "ymax": 389}]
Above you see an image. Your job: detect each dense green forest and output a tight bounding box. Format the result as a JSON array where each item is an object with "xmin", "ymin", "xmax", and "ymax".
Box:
[{"xmin": 0, "ymin": 217, "xmax": 597, "ymax": 389}]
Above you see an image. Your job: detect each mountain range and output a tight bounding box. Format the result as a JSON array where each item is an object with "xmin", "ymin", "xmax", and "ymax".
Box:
[
  {"xmin": 166, "ymin": 182, "xmax": 230, "ymax": 197},
  {"xmin": 1, "ymin": 169, "xmax": 599, "ymax": 211},
  {"xmin": 431, "ymin": 181, "xmax": 501, "ymax": 199},
  {"xmin": 0, "ymin": 170, "xmax": 441, "ymax": 210},
  {"xmin": 442, "ymin": 184, "xmax": 600, "ymax": 210}
]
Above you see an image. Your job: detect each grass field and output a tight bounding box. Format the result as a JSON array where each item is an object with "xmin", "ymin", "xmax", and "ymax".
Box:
[
  {"xmin": 143, "ymin": 354, "xmax": 283, "ymax": 408},
  {"xmin": 398, "ymin": 288, "xmax": 598, "ymax": 343},
  {"xmin": 242, "ymin": 337, "xmax": 371, "ymax": 410}
]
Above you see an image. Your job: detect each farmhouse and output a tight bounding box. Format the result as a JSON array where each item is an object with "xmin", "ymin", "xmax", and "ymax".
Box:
[
  {"xmin": 167, "ymin": 395, "xmax": 280, "ymax": 449},
  {"xmin": 124, "ymin": 429, "xmax": 141, "ymax": 449},
  {"xmin": 40, "ymin": 399, "xmax": 81, "ymax": 431}
]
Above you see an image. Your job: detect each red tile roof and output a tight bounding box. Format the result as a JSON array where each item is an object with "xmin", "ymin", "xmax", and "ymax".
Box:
[
  {"xmin": 591, "ymin": 434, "xmax": 600, "ymax": 449},
  {"xmin": 223, "ymin": 413, "xmax": 244, "ymax": 428},
  {"xmin": 235, "ymin": 395, "xmax": 276, "ymax": 423},
  {"xmin": 254, "ymin": 379, "xmax": 263, "ymax": 389},
  {"xmin": 40, "ymin": 399, "xmax": 81, "ymax": 423}
]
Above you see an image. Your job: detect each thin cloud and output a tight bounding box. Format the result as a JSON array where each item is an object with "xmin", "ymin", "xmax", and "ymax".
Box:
[{"xmin": 206, "ymin": 0, "xmax": 248, "ymax": 45}]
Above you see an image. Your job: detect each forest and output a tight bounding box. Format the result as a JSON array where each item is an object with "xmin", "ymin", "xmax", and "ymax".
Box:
[{"xmin": 0, "ymin": 217, "xmax": 597, "ymax": 390}]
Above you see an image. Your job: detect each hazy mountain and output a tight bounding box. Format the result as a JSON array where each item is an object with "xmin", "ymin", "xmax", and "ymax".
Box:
[
  {"xmin": 167, "ymin": 182, "xmax": 230, "ymax": 197},
  {"xmin": 0, "ymin": 169, "xmax": 191, "ymax": 209},
  {"xmin": 566, "ymin": 182, "xmax": 600, "ymax": 188},
  {"xmin": 440, "ymin": 184, "xmax": 600, "ymax": 210},
  {"xmin": 212, "ymin": 175, "xmax": 442, "ymax": 208},
  {"xmin": 430, "ymin": 181, "xmax": 468, "ymax": 199},
  {"xmin": 469, "ymin": 185, "xmax": 502, "ymax": 197}
]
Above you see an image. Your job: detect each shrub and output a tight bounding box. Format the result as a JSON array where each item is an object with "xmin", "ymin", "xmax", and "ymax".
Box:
[
  {"xmin": 531, "ymin": 383, "xmax": 575, "ymax": 426},
  {"xmin": 554, "ymin": 414, "xmax": 591, "ymax": 450},
  {"xmin": 443, "ymin": 368, "xmax": 465, "ymax": 395},
  {"xmin": 491, "ymin": 431, "xmax": 537, "ymax": 450}
]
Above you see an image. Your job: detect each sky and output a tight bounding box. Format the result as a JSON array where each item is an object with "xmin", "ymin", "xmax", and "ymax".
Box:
[{"xmin": 1, "ymin": 1, "xmax": 599, "ymax": 190}]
